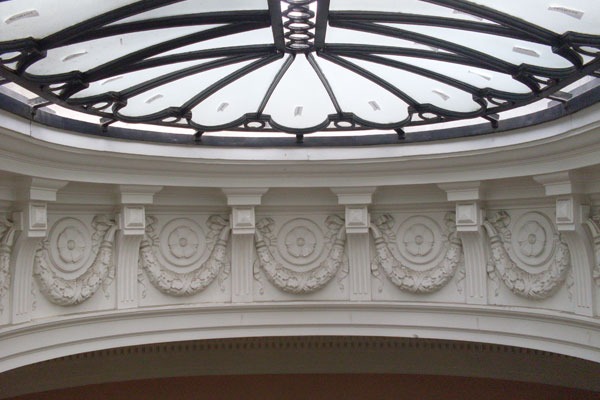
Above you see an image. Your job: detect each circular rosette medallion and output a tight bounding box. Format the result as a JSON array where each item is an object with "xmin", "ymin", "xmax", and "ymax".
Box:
[
  {"xmin": 49, "ymin": 218, "xmax": 92, "ymax": 273},
  {"xmin": 159, "ymin": 218, "xmax": 206, "ymax": 267},
  {"xmin": 511, "ymin": 212, "xmax": 555, "ymax": 267},
  {"xmin": 397, "ymin": 216, "xmax": 443, "ymax": 265},
  {"xmin": 277, "ymin": 218, "xmax": 325, "ymax": 267}
]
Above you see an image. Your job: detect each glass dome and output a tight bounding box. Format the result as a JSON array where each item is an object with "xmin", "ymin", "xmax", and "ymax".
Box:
[{"xmin": 1, "ymin": 0, "xmax": 600, "ymax": 145}]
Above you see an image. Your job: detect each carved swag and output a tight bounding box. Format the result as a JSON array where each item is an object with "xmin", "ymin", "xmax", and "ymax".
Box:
[
  {"xmin": 34, "ymin": 216, "xmax": 116, "ymax": 306},
  {"xmin": 254, "ymin": 216, "xmax": 347, "ymax": 294},
  {"xmin": 484, "ymin": 211, "xmax": 571, "ymax": 299},
  {"xmin": 139, "ymin": 216, "xmax": 231, "ymax": 296},
  {"xmin": 370, "ymin": 213, "xmax": 462, "ymax": 294}
]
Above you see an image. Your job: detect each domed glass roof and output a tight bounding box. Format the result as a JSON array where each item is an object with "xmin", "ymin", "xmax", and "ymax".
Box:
[{"xmin": 1, "ymin": 0, "xmax": 600, "ymax": 145}]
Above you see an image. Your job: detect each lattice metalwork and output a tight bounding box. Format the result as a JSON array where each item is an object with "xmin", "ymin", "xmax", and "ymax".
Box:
[{"xmin": 1, "ymin": 0, "xmax": 600, "ymax": 140}]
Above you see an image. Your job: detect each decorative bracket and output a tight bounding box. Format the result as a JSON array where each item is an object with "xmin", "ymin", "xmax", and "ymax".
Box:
[
  {"xmin": 223, "ymin": 188, "xmax": 268, "ymax": 302},
  {"xmin": 439, "ymin": 181, "xmax": 487, "ymax": 304},
  {"xmin": 533, "ymin": 172, "xmax": 594, "ymax": 316},
  {"xmin": 331, "ymin": 187, "xmax": 375, "ymax": 300},
  {"xmin": 115, "ymin": 185, "xmax": 162, "ymax": 309},
  {"xmin": 19, "ymin": 178, "xmax": 69, "ymax": 204},
  {"xmin": 11, "ymin": 178, "xmax": 67, "ymax": 323}
]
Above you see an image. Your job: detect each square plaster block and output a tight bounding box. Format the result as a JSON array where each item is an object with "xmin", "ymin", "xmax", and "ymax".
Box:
[
  {"xmin": 345, "ymin": 206, "xmax": 369, "ymax": 233},
  {"xmin": 556, "ymin": 198, "xmax": 574, "ymax": 224},
  {"xmin": 28, "ymin": 203, "xmax": 47, "ymax": 230},
  {"xmin": 232, "ymin": 207, "xmax": 255, "ymax": 234}
]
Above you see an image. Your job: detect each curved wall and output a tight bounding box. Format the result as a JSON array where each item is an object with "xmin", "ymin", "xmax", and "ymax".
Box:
[{"xmin": 0, "ymin": 105, "xmax": 599, "ymax": 388}]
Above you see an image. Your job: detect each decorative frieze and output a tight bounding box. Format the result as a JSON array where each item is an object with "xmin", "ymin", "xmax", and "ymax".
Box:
[
  {"xmin": 0, "ymin": 183, "xmax": 597, "ymax": 327},
  {"xmin": 370, "ymin": 213, "xmax": 462, "ymax": 294}
]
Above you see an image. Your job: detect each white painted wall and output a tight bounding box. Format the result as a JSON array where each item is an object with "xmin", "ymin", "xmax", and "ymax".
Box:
[{"xmin": 0, "ymin": 109, "xmax": 599, "ymax": 373}]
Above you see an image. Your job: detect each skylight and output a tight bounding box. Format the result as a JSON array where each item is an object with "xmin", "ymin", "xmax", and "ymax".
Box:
[{"xmin": 0, "ymin": 0, "xmax": 599, "ymax": 144}]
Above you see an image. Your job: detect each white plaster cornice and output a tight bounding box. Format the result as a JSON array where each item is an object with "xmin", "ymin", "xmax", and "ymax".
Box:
[
  {"xmin": 1, "ymin": 302, "xmax": 599, "ymax": 374},
  {"xmin": 0, "ymin": 105, "xmax": 599, "ymax": 188}
]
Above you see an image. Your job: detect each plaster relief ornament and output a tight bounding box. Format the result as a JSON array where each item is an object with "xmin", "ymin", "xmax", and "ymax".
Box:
[
  {"xmin": 404, "ymin": 223, "xmax": 435, "ymax": 258},
  {"xmin": 57, "ymin": 226, "xmax": 86, "ymax": 265},
  {"xmin": 483, "ymin": 211, "xmax": 571, "ymax": 300},
  {"xmin": 370, "ymin": 213, "xmax": 462, "ymax": 294},
  {"xmin": 139, "ymin": 216, "xmax": 231, "ymax": 296},
  {"xmin": 168, "ymin": 225, "xmax": 199, "ymax": 259},
  {"xmin": 0, "ymin": 219, "xmax": 16, "ymax": 314},
  {"xmin": 34, "ymin": 216, "xmax": 117, "ymax": 306},
  {"xmin": 254, "ymin": 216, "xmax": 347, "ymax": 294},
  {"xmin": 585, "ymin": 213, "xmax": 600, "ymax": 286},
  {"xmin": 285, "ymin": 226, "xmax": 317, "ymax": 258},
  {"xmin": 158, "ymin": 218, "xmax": 207, "ymax": 268},
  {"xmin": 517, "ymin": 221, "xmax": 546, "ymax": 257}
]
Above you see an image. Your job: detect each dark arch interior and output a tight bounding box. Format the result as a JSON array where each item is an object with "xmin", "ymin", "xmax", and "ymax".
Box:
[{"xmin": 1, "ymin": 336, "xmax": 599, "ymax": 399}]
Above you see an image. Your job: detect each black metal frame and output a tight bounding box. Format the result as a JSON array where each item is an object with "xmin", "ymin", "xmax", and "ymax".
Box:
[
  {"xmin": 1, "ymin": 0, "xmax": 599, "ymax": 143},
  {"xmin": 3, "ymin": 79, "xmax": 599, "ymax": 147}
]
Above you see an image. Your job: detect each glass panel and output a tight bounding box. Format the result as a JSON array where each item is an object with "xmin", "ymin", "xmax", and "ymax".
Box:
[
  {"xmin": 264, "ymin": 54, "xmax": 336, "ymax": 129},
  {"xmin": 112, "ymin": 0, "xmax": 267, "ymax": 25},
  {"xmin": 325, "ymin": 26, "xmax": 450, "ymax": 53},
  {"xmin": 118, "ymin": 59, "xmax": 255, "ymax": 118},
  {"xmin": 26, "ymin": 26, "xmax": 221, "ymax": 75},
  {"xmin": 346, "ymin": 57, "xmax": 483, "ymax": 113},
  {"xmin": 316, "ymin": 56, "xmax": 409, "ymax": 124},
  {"xmin": 377, "ymin": 55, "xmax": 531, "ymax": 94},
  {"xmin": 151, "ymin": 28, "xmax": 274, "ymax": 58},
  {"xmin": 379, "ymin": 24, "xmax": 574, "ymax": 69},
  {"xmin": 464, "ymin": 0, "xmax": 600, "ymax": 35},
  {"xmin": 0, "ymin": 0, "xmax": 138, "ymax": 40},
  {"xmin": 191, "ymin": 56, "xmax": 287, "ymax": 127},
  {"xmin": 71, "ymin": 59, "xmax": 223, "ymax": 99},
  {"xmin": 329, "ymin": 0, "xmax": 496, "ymax": 24}
]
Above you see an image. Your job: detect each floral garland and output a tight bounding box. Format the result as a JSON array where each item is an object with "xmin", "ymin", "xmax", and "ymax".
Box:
[
  {"xmin": 254, "ymin": 216, "xmax": 346, "ymax": 294},
  {"xmin": 139, "ymin": 216, "xmax": 230, "ymax": 296},
  {"xmin": 34, "ymin": 216, "xmax": 116, "ymax": 306},
  {"xmin": 370, "ymin": 213, "xmax": 462, "ymax": 294},
  {"xmin": 484, "ymin": 211, "xmax": 570, "ymax": 299}
]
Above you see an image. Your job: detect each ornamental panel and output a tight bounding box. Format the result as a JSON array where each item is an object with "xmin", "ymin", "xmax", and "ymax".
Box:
[
  {"xmin": 254, "ymin": 215, "xmax": 347, "ymax": 294},
  {"xmin": 158, "ymin": 218, "xmax": 207, "ymax": 268},
  {"xmin": 48, "ymin": 218, "xmax": 92, "ymax": 273},
  {"xmin": 139, "ymin": 215, "xmax": 231, "ymax": 297},
  {"xmin": 484, "ymin": 210, "xmax": 571, "ymax": 300},
  {"xmin": 34, "ymin": 216, "xmax": 117, "ymax": 306},
  {"xmin": 370, "ymin": 212, "xmax": 463, "ymax": 294}
]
